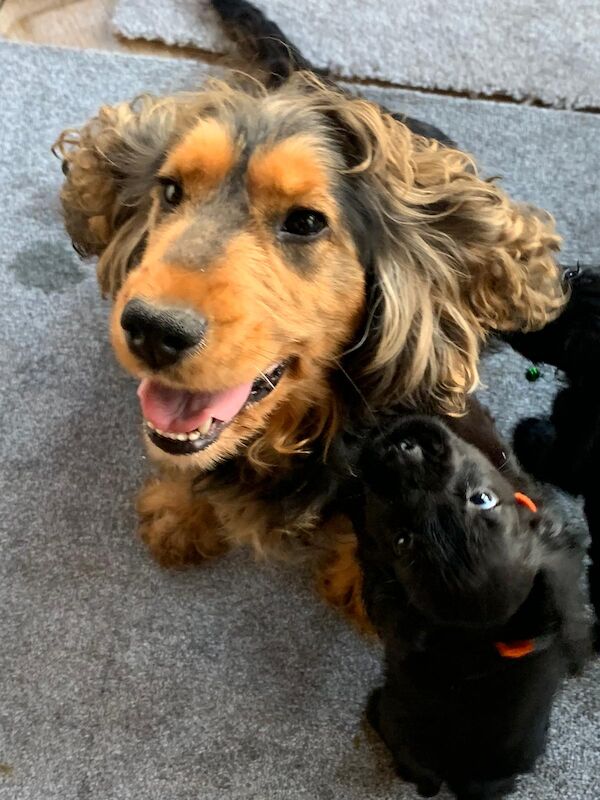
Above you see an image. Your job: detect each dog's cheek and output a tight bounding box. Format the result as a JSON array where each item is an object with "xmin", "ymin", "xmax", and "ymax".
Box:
[
  {"xmin": 254, "ymin": 236, "xmax": 366, "ymax": 362},
  {"xmin": 311, "ymin": 240, "xmax": 366, "ymax": 344}
]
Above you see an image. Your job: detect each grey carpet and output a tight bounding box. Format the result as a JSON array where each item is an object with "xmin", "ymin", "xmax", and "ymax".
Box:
[
  {"xmin": 112, "ymin": 0, "xmax": 600, "ymax": 109},
  {"xmin": 0, "ymin": 41, "xmax": 599, "ymax": 800}
]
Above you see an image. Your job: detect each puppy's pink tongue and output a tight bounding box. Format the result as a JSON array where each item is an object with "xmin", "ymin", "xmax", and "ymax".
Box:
[{"xmin": 137, "ymin": 379, "xmax": 253, "ymax": 433}]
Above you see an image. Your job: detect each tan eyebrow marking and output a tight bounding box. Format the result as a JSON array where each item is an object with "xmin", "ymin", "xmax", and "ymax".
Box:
[
  {"xmin": 248, "ymin": 135, "xmax": 331, "ymax": 199},
  {"xmin": 162, "ymin": 118, "xmax": 236, "ymax": 189}
]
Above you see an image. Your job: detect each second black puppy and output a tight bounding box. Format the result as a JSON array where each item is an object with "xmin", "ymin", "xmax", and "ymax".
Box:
[
  {"xmin": 510, "ymin": 265, "xmax": 600, "ymax": 645},
  {"xmin": 350, "ymin": 416, "xmax": 590, "ymax": 800}
]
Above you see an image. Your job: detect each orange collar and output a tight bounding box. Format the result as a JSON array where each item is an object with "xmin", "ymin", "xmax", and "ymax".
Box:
[
  {"xmin": 494, "ymin": 633, "xmax": 554, "ymax": 659},
  {"xmin": 514, "ymin": 492, "xmax": 537, "ymax": 512},
  {"xmin": 494, "ymin": 639, "xmax": 535, "ymax": 658}
]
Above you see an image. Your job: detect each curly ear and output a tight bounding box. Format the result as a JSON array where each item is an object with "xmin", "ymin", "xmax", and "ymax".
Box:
[
  {"xmin": 53, "ymin": 95, "xmax": 186, "ymax": 297},
  {"xmin": 299, "ymin": 77, "xmax": 566, "ymax": 414}
]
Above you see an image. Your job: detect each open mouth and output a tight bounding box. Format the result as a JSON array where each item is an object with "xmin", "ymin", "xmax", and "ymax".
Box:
[{"xmin": 138, "ymin": 361, "xmax": 288, "ymax": 455}]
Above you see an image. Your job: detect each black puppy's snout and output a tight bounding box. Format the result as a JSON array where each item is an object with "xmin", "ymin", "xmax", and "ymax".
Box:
[
  {"xmin": 388, "ymin": 419, "xmax": 450, "ymax": 462},
  {"xmin": 361, "ymin": 417, "xmax": 454, "ymax": 499},
  {"xmin": 121, "ymin": 299, "xmax": 207, "ymax": 370}
]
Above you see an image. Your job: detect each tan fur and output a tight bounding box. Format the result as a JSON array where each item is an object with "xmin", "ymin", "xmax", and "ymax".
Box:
[
  {"xmin": 315, "ymin": 519, "xmax": 375, "ymax": 635},
  {"xmin": 138, "ymin": 469, "xmax": 373, "ymax": 632},
  {"xmin": 163, "ymin": 118, "xmax": 237, "ymax": 191},
  {"xmin": 137, "ymin": 473, "xmax": 229, "ymax": 567},
  {"xmin": 55, "ymin": 72, "xmax": 567, "ymax": 627},
  {"xmin": 248, "ymin": 134, "xmax": 333, "ymax": 198}
]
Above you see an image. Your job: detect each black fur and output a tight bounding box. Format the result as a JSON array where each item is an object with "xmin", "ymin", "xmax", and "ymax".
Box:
[
  {"xmin": 509, "ymin": 265, "xmax": 600, "ymax": 646},
  {"xmin": 209, "ymin": 0, "xmax": 454, "ymax": 146},
  {"xmin": 346, "ymin": 416, "xmax": 590, "ymax": 799},
  {"xmin": 203, "ymin": 397, "xmax": 515, "ymax": 548},
  {"xmin": 210, "ymin": 0, "xmax": 317, "ymax": 86}
]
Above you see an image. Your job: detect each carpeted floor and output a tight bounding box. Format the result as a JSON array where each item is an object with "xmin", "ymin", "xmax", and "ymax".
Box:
[
  {"xmin": 0, "ymin": 40, "xmax": 599, "ymax": 800},
  {"xmin": 112, "ymin": 0, "xmax": 600, "ymax": 109}
]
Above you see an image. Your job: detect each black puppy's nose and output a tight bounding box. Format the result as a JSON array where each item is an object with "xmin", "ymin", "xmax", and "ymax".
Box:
[{"xmin": 121, "ymin": 299, "xmax": 207, "ymax": 369}]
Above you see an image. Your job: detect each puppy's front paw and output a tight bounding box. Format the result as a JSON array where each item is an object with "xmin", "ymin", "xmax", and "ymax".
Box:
[
  {"xmin": 416, "ymin": 782, "xmax": 441, "ymax": 798},
  {"xmin": 393, "ymin": 758, "xmax": 441, "ymax": 797},
  {"xmin": 365, "ymin": 687, "xmax": 382, "ymax": 733},
  {"xmin": 592, "ymin": 621, "xmax": 600, "ymax": 655},
  {"xmin": 136, "ymin": 477, "xmax": 228, "ymax": 568}
]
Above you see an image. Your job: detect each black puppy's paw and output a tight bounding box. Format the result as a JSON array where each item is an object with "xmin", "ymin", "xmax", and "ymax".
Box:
[
  {"xmin": 416, "ymin": 778, "xmax": 442, "ymax": 797},
  {"xmin": 513, "ymin": 417, "xmax": 557, "ymax": 480},
  {"xmin": 393, "ymin": 760, "xmax": 441, "ymax": 797},
  {"xmin": 366, "ymin": 687, "xmax": 382, "ymax": 733}
]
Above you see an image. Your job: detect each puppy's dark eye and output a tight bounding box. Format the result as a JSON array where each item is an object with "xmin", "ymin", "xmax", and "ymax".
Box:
[
  {"xmin": 468, "ymin": 490, "xmax": 499, "ymax": 510},
  {"xmin": 393, "ymin": 528, "xmax": 412, "ymax": 554},
  {"xmin": 280, "ymin": 208, "xmax": 328, "ymax": 239},
  {"xmin": 159, "ymin": 178, "xmax": 183, "ymax": 208}
]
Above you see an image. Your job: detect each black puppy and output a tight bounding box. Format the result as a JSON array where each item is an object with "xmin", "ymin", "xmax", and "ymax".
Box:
[
  {"xmin": 510, "ymin": 265, "xmax": 600, "ymax": 645},
  {"xmin": 349, "ymin": 416, "xmax": 590, "ymax": 800}
]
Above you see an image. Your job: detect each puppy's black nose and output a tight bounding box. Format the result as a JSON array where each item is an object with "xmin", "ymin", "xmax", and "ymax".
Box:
[{"xmin": 121, "ymin": 299, "xmax": 206, "ymax": 369}]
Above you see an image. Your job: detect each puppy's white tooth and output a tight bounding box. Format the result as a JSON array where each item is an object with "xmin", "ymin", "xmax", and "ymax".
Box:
[
  {"xmin": 198, "ymin": 418, "xmax": 212, "ymax": 435},
  {"xmin": 155, "ymin": 429, "xmax": 165, "ymax": 436},
  {"xmin": 176, "ymin": 433, "xmax": 188, "ymax": 441},
  {"xmin": 188, "ymin": 431, "xmax": 201, "ymax": 441},
  {"xmin": 146, "ymin": 420, "xmax": 156, "ymax": 431}
]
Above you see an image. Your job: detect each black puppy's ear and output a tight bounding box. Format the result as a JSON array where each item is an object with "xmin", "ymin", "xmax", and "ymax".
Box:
[
  {"xmin": 539, "ymin": 522, "xmax": 593, "ymax": 673},
  {"xmin": 506, "ymin": 265, "xmax": 600, "ymax": 371}
]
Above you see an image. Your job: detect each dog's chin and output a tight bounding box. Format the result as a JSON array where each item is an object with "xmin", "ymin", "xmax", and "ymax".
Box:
[
  {"xmin": 399, "ymin": 563, "xmax": 530, "ymax": 629},
  {"xmin": 140, "ymin": 361, "xmax": 289, "ymax": 468}
]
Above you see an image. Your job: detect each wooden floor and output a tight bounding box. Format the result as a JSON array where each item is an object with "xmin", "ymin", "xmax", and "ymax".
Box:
[{"xmin": 0, "ymin": 0, "xmax": 199, "ymax": 58}]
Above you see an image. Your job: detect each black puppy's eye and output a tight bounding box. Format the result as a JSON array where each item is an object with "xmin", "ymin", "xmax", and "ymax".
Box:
[
  {"xmin": 392, "ymin": 527, "xmax": 412, "ymax": 554},
  {"xmin": 468, "ymin": 490, "xmax": 499, "ymax": 510},
  {"xmin": 159, "ymin": 178, "xmax": 183, "ymax": 208},
  {"xmin": 280, "ymin": 208, "xmax": 328, "ymax": 239}
]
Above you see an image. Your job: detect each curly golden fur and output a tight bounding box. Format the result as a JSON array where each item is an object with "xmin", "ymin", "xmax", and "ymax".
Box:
[
  {"xmin": 55, "ymin": 95, "xmax": 201, "ymax": 296},
  {"xmin": 54, "ymin": 72, "xmax": 566, "ymax": 624}
]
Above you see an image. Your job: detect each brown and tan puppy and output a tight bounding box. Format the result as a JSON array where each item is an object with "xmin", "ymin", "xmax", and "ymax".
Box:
[{"xmin": 54, "ymin": 10, "xmax": 566, "ymax": 627}]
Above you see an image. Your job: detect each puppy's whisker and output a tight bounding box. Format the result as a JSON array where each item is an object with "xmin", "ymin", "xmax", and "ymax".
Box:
[
  {"xmin": 340, "ymin": 294, "xmax": 382, "ymax": 359},
  {"xmin": 334, "ymin": 360, "xmax": 379, "ymax": 427},
  {"xmin": 260, "ymin": 371, "xmax": 276, "ymax": 390},
  {"xmin": 498, "ymin": 451, "xmax": 510, "ymax": 472}
]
